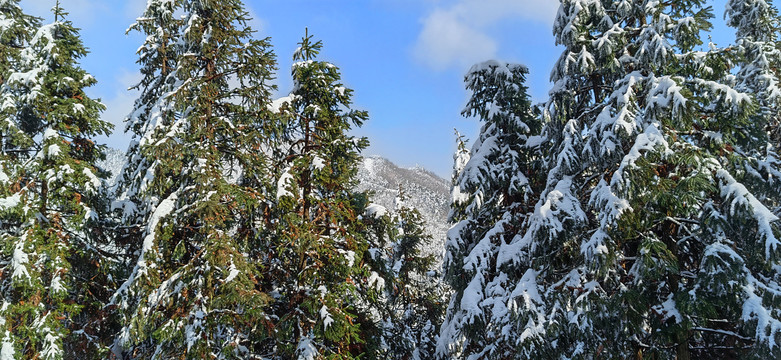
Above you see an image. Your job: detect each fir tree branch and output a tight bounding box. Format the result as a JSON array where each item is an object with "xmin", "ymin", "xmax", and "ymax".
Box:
[{"xmin": 691, "ymin": 327, "xmax": 755, "ymax": 342}]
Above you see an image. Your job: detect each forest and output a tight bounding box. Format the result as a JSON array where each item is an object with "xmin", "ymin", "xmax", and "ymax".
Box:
[{"xmin": 0, "ymin": 0, "xmax": 780, "ymax": 359}]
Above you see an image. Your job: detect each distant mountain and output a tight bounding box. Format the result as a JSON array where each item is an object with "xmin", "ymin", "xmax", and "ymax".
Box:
[
  {"xmin": 98, "ymin": 150, "xmax": 450, "ymax": 258},
  {"xmin": 98, "ymin": 147, "xmax": 126, "ymax": 187},
  {"xmin": 355, "ymin": 156, "xmax": 449, "ymax": 258}
]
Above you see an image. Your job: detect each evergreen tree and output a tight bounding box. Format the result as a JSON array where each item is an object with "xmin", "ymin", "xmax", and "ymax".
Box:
[
  {"xmin": 109, "ymin": 0, "xmax": 277, "ymax": 358},
  {"xmin": 361, "ymin": 187, "xmax": 445, "ymax": 360},
  {"xmin": 448, "ymin": 129, "xmax": 470, "ymax": 220},
  {"xmin": 0, "ymin": 0, "xmax": 39, "ymax": 161},
  {"xmin": 0, "ymin": 3, "xmax": 113, "ymax": 358},
  {"xmin": 111, "ymin": 0, "xmax": 182, "ymax": 253},
  {"xmin": 263, "ymin": 31, "xmax": 370, "ymax": 359},
  {"xmin": 486, "ymin": 0, "xmax": 781, "ymax": 358},
  {"xmin": 436, "ymin": 61, "xmax": 543, "ymax": 359},
  {"xmin": 728, "ymin": 0, "xmax": 781, "ymax": 115},
  {"xmin": 0, "ymin": 0, "xmax": 39, "ymax": 265},
  {"xmin": 0, "ymin": 0, "xmax": 38, "ymax": 74},
  {"xmin": 727, "ymin": 0, "xmax": 781, "ymax": 212}
]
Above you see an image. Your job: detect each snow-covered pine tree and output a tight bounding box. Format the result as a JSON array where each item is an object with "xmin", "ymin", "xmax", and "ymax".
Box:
[
  {"xmin": 0, "ymin": 0, "xmax": 38, "ymax": 75},
  {"xmin": 361, "ymin": 186, "xmax": 445, "ymax": 360},
  {"xmin": 728, "ymin": 0, "xmax": 781, "ymax": 115},
  {"xmin": 0, "ymin": 0, "xmax": 39, "ymax": 251},
  {"xmin": 0, "ymin": 3, "xmax": 113, "ymax": 358},
  {"xmin": 110, "ymin": 0, "xmax": 277, "ymax": 358},
  {"xmin": 0, "ymin": 0, "xmax": 39, "ymax": 162},
  {"xmin": 727, "ymin": 0, "xmax": 781, "ymax": 212},
  {"xmin": 436, "ymin": 61, "xmax": 543, "ymax": 359},
  {"xmin": 448, "ymin": 129, "xmax": 470, "ymax": 220},
  {"xmin": 111, "ymin": 0, "xmax": 183, "ymax": 258},
  {"xmin": 385, "ymin": 188, "xmax": 445, "ymax": 360},
  {"xmin": 492, "ymin": 0, "xmax": 781, "ymax": 358},
  {"xmin": 264, "ymin": 31, "xmax": 370, "ymax": 359},
  {"xmin": 357, "ymin": 202, "xmax": 391, "ymax": 358}
]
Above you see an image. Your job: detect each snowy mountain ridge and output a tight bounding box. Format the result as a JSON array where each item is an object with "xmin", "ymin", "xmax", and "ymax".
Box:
[
  {"xmin": 98, "ymin": 149, "xmax": 450, "ymax": 257},
  {"xmin": 355, "ymin": 156, "xmax": 450, "ymax": 257}
]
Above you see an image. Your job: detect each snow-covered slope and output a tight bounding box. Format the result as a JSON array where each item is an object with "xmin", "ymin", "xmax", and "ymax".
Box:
[
  {"xmin": 98, "ymin": 150, "xmax": 450, "ymax": 257},
  {"xmin": 356, "ymin": 156, "xmax": 450, "ymax": 257},
  {"xmin": 98, "ymin": 147, "xmax": 127, "ymax": 186}
]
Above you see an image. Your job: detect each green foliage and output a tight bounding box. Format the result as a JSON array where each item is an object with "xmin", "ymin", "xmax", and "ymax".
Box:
[
  {"xmin": 488, "ymin": 0, "xmax": 781, "ymax": 358},
  {"xmin": 110, "ymin": 0, "xmax": 278, "ymax": 358},
  {"xmin": 0, "ymin": 0, "xmax": 39, "ymax": 160},
  {"xmin": 261, "ymin": 30, "xmax": 370, "ymax": 359},
  {"xmin": 360, "ymin": 187, "xmax": 446, "ymax": 360},
  {"xmin": 438, "ymin": 61, "xmax": 545, "ymax": 359},
  {"xmin": 0, "ymin": 3, "xmax": 113, "ymax": 358}
]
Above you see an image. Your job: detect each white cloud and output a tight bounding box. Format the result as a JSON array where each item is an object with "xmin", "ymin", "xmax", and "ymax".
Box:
[
  {"xmin": 412, "ymin": 0, "xmax": 559, "ymax": 71},
  {"xmin": 413, "ymin": 9, "xmax": 497, "ymax": 71}
]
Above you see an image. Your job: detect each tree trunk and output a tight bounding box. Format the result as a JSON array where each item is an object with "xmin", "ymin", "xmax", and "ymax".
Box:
[{"xmin": 676, "ymin": 331, "xmax": 691, "ymax": 360}]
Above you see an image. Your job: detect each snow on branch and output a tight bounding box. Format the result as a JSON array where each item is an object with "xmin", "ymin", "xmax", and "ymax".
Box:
[{"xmin": 716, "ymin": 169, "xmax": 781, "ymax": 259}]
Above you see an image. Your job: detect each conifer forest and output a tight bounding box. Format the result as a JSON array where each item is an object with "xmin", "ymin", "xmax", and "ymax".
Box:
[{"xmin": 0, "ymin": 0, "xmax": 780, "ymax": 358}]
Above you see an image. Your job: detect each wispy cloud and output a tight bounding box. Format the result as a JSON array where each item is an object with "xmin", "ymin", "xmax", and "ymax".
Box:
[
  {"xmin": 412, "ymin": 0, "xmax": 559, "ymax": 71},
  {"xmin": 413, "ymin": 9, "xmax": 498, "ymax": 71}
]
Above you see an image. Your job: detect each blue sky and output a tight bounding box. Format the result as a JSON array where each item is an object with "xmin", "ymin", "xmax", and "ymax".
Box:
[{"xmin": 19, "ymin": 0, "xmax": 734, "ymax": 177}]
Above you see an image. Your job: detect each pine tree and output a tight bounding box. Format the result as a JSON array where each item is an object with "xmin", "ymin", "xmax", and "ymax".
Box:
[
  {"xmin": 110, "ymin": 0, "xmax": 278, "ymax": 358},
  {"xmin": 728, "ymin": 0, "xmax": 781, "ymax": 114},
  {"xmin": 359, "ymin": 186, "xmax": 445, "ymax": 360},
  {"xmin": 0, "ymin": 0, "xmax": 38, "ymax": 73},
  {"xmin": 436, "ymin": 61, "xmax": 543, "ymax": 359},
  {"xmin": 448, "ymin": 130, "xmax": 470, "ymax": 220},
  {"xmin": 111, "ymin": 0, "xmax": 183, "ymax": 254},
  {"xmin": 0, "ymin": 3, "xmax": 113, "ymax": 358},
  {"xmin": 488, "ymin": 0, "xmax": 781, "ymax": 358},
  {"xmin": 727, "ymin": 0, "xmax": 781, "ymax": 212},
  {"xmin": 263, "ymin": 31, "xmax": 370, "ymax": 359},
  {"xmin": 0, "ymin": 0, "xmax": 39, "ymax": 162},
  {"xmin": 0, "ymin": 0, "xmax": 39, "ymax": 263}
]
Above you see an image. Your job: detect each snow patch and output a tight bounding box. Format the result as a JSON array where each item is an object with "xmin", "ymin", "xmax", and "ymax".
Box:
[
  {"xmin": 47, "ymin": 144, "xmax": 61, "ymax": 158},
  {"xmin": 717, "ymin": 169, "xmax": 780, "ymax": 258},
  {"xmin": 40, "ymin": 329, "xmax": 61, "ymax": 360},
  {"xmin": 319, "ymin": 305, "xmax": 334, "ymax": 329},
  {"xmin": 268, "ymin": 95, "xmax": 297, "ymax": 113},
  {"xmin": 11, "ymin": 240, "xmax": 29, "ymax": 280},
  {"xmin": 1, "ymin": 331, "xmax": 13, "ymax": 360},
  {"xmin": 83, "ymin": 168, "xmax": 102, "ymax": 193},
  {"xmin": 0, "ymin": 194, "xmax": 20, "ymax": 211},
  {"xmin": 368, "ymin": 271, "xmax": 385, "ymax": 291},
  {"xmin": 43, "ymin": 127, "xmax": 58, "ymax": 140},
  {"xmin": 111, "ymin": 192, "xmax": 179, "ymax": 306},
  {"xmin": 50, "ymin": 273, "xmax": 66, "ymax": 295},
  {"xmin": 365, "ymin": 203, "xmax": 387, "ymax": 218},
  {"xmin": 277, "ymin": 167, "xmax": 295, "ymax": 199},
  {"xmin": 224, "ymin": 263, "xmax": 240, "ymax": 283},
  {"xmin": 296, "ymin": 334, "xmax": 318, "ymax": 360},
  {"xmin": 311, "ymin": 156, "xmax": 326, "ymax": 171}
]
